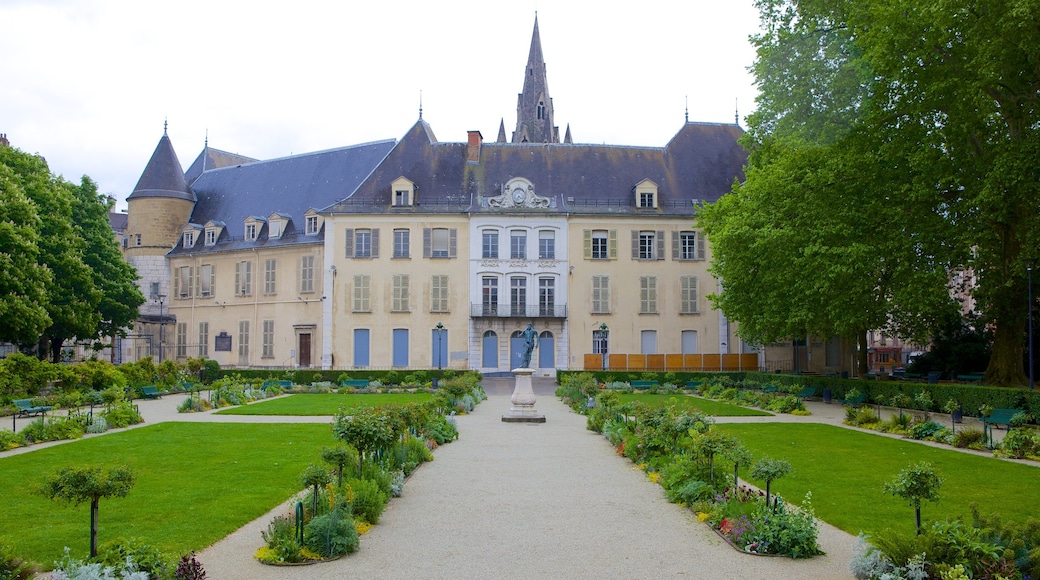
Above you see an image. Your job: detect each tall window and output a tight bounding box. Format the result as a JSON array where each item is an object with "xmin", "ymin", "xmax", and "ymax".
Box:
[
  {"xmin": 675, "ymin": 230, "xmax": 705, "ymax": 261},
  {"xmin": 198, "ymin": 264, "xmax": 214, "ymax": 297},
  {"xmin": 640, "ymin": 276, "xmax": 658, "ymax": 314},
  {"xmin": 482, "ymin": 277, "xmax": 498, "ymax": 315},
  {"xmin": 353, "ymin": 275, "xmax": 370, "ymax": 312},
  {"xmin": 238, "ymin": 321, "xmax": 249, "ymax": 358},
  {"xmin": 199, "ymin": 322, "xmax": 209, "ymax": 357},
  {"xmin": 393, "ymin": 228, "xmax": 410, "ymax": 258},
  {"xmin": 482, "ymin": 230, "xmax": 499, "ymax": 259},
  {"xmin": 264, "ymin": 259, "xmax": 277, "ymax": 295},
  {"xmin": 300, "ymin": 255, "xmax": 314, "ymax": 293},
  {"xmin": 175, "ymin": 266, "xmax": 193, "ymax": 299},
  {"xmin": 262, "ymin": 320, "xmax": 275, "ymax": 358},
  {"xmin": 305, "ymin": 215, "xmax": 319, "ymax": 234},
  {"xmin": 135, "ymin": 234, "xmax": 141, "ymax": 246},
  {"xmin": 680, "ymin": 276, "xmax": 699, "ymax": 314},
  {"xmin": 510, "ymin": 231, "xmax": 527, "ymax": 260},
  {"xmin": 591, "ymin": 230, "xmax": 608, "ymax": 259},
  {"xmin": 176, "ymin": 323, "xmax": 187, "ymax": 358},
  {"xmin": 638, "ymin": 231, "xmax": 656, "ymax": 260},
  {"xmin": 150, "ymin": 282, "xmax": 159, "ymax": 299},
  {"xmin": 430, "ymin": 228, "xmax": 451, "ymax": 257},
  {"xmin": 592, "ymin": 275, "xmax": 610, "ymax": 314},
  {"xmin": 355, "ymin": 229, "xmax": 372, "ymax": 258},
  {"xmin": 510, "ymin": 277, "xmax": 527, "ymax": 316},
  {"xmin": 539, "ymin": 277, "xmax": 555, "ymax": 316},
  {"xmin": 538, "ymin": 230, "xmax": 555, "ymax": 259},
  {"xmin": 245, "ymin": 223, "xmax": 257, "ymax": 241},
  {"xmin": 593, "ymin": 328, "xmax": 609, "ymax": 355},
  {"xmin": 235, "ymin": 261, "xmax": 252, "ymax": 296},
  {"xmin": 392, "ymin": 274, "xmax": 410, "ymax": 312},
  {"xmin": 431, "ymin": 275, "xmax": 449, "ymax": 313}
]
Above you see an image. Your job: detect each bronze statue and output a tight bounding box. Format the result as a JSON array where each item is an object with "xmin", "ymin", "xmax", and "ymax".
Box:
[{"xmin": 519, "ymin": 323, "xmax": 538, "ymax": 368}]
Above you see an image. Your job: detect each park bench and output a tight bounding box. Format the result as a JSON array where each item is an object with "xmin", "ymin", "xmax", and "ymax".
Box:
[
  {"xmin": 263, "ymin": 379, "xmax": 293, "ymax": 390},
  {"xmin": 957, "ymin": 373, "xmax": 985, "ymax": 383},
  {"xmin": 630, "ymin": 380, "xmax": 658, "ymax": 390},
  {"xmin": 340, "ymin": 379, "xmax": 370, "ymax": 388},
  {"xmin": 795, "ymin": 386, "xmax": 818, "ymax": 400},
  {"xmin": 14, "ymin": 398, "xmax": 52, "ymax": 417},
  {"xmin": 685, "ymin": 381, "xmax": 703, "ymax": 390},
  {"xmin": 840, "ymin": 392, "xmax": 867, "ymax": 407},
  {"xmin": 983, "ymin": 408, "xmax": 1027, "ymax": 430},
  {"xmin": 140, "ymin": 386, "xmax": 165, "ymax": 399},
  {"xmin": 762, "ymin": 385, "xmax": 779, "ymax": 394}
]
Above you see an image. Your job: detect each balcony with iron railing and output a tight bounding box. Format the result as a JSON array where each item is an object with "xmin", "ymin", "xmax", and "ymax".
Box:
[{"xmin": 470, "ymin": 303, "xmax": 567, "ymax": 318}]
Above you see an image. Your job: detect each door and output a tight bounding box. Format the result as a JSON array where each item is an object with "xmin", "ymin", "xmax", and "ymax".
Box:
[
  {"xmin": 538, "ymin": 331, "xmax": 554, "ymax": 369},
  {"xmin": 681, "ymin": 330, "xmax": 699, "ymax": 354},
  {"xmin": 392, "ymin": 329, "xmax": 409, "ymax": 367},
  {"xmin": 482, "ymin": 331, "xmax": 498, "ymax": 369},
  {"xmin": 298, "ymin": 333, "xmax": 312, "ymax": 367},
  {"xmin": 641, "ymin": 330, "xmax": 657, "ymax": 354},
  {"xmin": 354, "ymin": 329, "xmax": 370, "ymax": 367}
]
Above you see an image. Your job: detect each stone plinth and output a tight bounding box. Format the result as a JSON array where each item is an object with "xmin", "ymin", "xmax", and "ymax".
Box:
[{"xmin": 502, "ymin": 367, "xmax": 545, "ymax": 423}]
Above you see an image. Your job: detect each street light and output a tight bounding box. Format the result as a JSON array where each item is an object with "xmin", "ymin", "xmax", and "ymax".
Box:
[
  {"xmin": 1027, "ymin": 260, "xmax": 1035, "ymax": 390},
  {"xmin": 435, "ymin": 322, "xmax": 444, "ymax": 370},
  {"xmin": 154, "ymin": 294, "xmax": 166, "ymax": 362},
  {"xmin": 599, "ymin": 322, "xmax": 609, "ymax": 371}
]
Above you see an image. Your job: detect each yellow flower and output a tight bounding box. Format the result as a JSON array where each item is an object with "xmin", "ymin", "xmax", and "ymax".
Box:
[
  {"xmin": 647, "ymin": 472, "xmax": 661, "ymax": 484},
  {"xmin": 355, "ymin": 521, "xmax": 373, "ymax": 535},
  {"xmin": 696, "ymin": 512, "xmax": 710, "ymax": 522}
]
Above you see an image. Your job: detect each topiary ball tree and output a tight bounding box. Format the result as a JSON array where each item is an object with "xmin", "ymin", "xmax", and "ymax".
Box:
[
  {"xmin": 320, "ymin": 445, "xmax": 359, "ymax": 489},
  {"xmin": 749, "ymin": 457, "xmax": 791, "ymax": 509},
  {"xmin": 300, "ymin": 464, "xmax": 333, "ymax": 519},
  {"xmin": 883, "ymin": 461, "xmax": 943, "ymax": 535},
  {"xmin": 37, "ymin": 465, "xmax": 135, "ymax": 557}
]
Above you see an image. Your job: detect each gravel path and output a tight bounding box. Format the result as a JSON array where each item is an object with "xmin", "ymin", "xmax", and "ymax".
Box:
[{"xmin": 195, "ymin": 387, "xmax": 856, "ymax": 579}]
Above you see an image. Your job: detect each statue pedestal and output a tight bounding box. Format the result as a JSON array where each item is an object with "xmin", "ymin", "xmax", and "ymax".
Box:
[{"xmin": 502, "ymin": 368, "xmax": 545, "ymax": 423}]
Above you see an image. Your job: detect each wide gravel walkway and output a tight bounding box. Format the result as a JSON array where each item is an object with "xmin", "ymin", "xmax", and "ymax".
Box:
[{"xmin": 195, "ymin": 383, "xmax": 856, "ymax": 579}]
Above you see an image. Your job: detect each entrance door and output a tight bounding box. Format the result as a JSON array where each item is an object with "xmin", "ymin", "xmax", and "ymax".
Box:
[
  {"xmin": 538, "ymin": 331, "xmax": 554, "ymax": 369},
  {"xmin": 354, "ymin": 329, "xmax": 370, "ymax": 367},
  {"xmin": 298, "ymin": 333, "xmax": 312, "ymax": 367},
  {"xmin": 392, "ymin": 329, "xmax": 409, "ymax": 367},
  {"xmin": 482, "ymin": 331, "xmax": 498, "ymax": 369}
]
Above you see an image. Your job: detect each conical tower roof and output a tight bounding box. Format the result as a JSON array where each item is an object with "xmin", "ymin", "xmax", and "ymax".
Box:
[{"xmin": 126, "ymin": 130, "xmax": 192, "ymax": 202}]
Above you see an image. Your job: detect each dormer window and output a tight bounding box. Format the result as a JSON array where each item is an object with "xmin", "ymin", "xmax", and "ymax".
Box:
[
  {"xmin": 183, "ymin": 232, "xmax": 195, "ymax": 247},
  {"xmin": 267, "ymin": 213, "xmax": 290, "ymax": 240},
  {"xmin": 205, "ymin": 229, "xmax": 216, "ymax": 245},
  {"xmin": 245, "ymin": 223, "xmax": 257, "ymax": 241},
  {"xmin": 203, "ymin": 221, "xmax": 224, "ymax": 247},
  {"xmin": 634, "ymin": 179, "xmax": 659, "ymax": 209},
  {"xmin": 391, "ymin": 177, "xmax": 415, "ymax": 207},
  {"xmin": 304, "ymin": 210, "xmax": 322, "ymax": 235}
]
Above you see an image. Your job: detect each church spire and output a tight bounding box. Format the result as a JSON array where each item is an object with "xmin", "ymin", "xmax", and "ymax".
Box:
[{"xmin": 512, "ymin": 14, "xmax": 559, "ymax": 143}]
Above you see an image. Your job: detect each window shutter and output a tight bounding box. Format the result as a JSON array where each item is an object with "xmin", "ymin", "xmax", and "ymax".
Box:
[
  {"xmin": 210, "ymin": 265, "xmax": 216, "ymax": 296},
  {"xmin": 608, "ymin": 230, "xmax": 617, "ymax": 259},
  {"xmin": 297, "ymin": 257, "xmax": 302, "ymax": 293},
  {"xmin": 448, "ymin": 229, "xmax": 457, "ymax": 258},
  {"xmin": 583, "ymin": 230, "xmax": 591, "ymax": 259},
  {"xmin": 234, "ymin": 262, "xmax": 240, "ymax": 296},
  {"xmin": 631, "ymin": 230, "xmax": 639, "ymax": 259},
  {"xmin": 696, "ymin": 231, "xmax": 706, "ymax": 260},
  {"xmin": 174, "ymin": 268, "xmax": 180, "ymax": 298},
  {"xmin": 344, "ymin": 228, "xmax": 354, "ymax": 258},
  {"xmin": 353, "ymin": 275, "xmax": 363, "ymax": 312},
  {"xmin": 423, "ymin": 228, "xmax": 432, "ymax": 258},
  {"xmin": 188, "ymin": 266, "xmax": 194, "ymax": 298},
  {"xmin": 657, "ymin": 230, "xmax": 665, "ymax": 260},
  {"xmin": 371, "ymin": 228, "xmax": 379, "ymax": 258},
  {"xmin": 691, "ymin": 276, "xmax": 698, "ymax": 313},
  {"xmin": 402, "ymin": 275, "xmax": 409, "ymax": 308},
  {"xmin": 672, "ymin": 231, "xmax": 680, "ymax": 260}
]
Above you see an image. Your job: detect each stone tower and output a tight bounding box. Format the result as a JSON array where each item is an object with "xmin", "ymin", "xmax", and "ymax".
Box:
[
  {"xmin": 512, "ymin": 15, "xmax": 560, "ymax": 144},
  {"xmin": 124, "ymin": 126, "xmax": 194, "ymax": 358}
]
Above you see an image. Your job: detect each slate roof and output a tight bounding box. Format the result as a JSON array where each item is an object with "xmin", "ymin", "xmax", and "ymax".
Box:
[
  {"xmin": 324, "ymin": 119, "xmax": 746, "ymax": 216},
  {"xmin": 126, "ymin": 133, "xmax": 192, "ymax": 202},
  {"xmin": 169, "ymin": 139, "xmax": 396, "ymax": 256},
  {"xmin": 185, "ymin": 146, "xmax": 258, "ymax": 185}
]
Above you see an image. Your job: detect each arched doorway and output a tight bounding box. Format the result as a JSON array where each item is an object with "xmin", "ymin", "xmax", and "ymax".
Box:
[
  {"xmin": 482, "ymin": 330, "xmax": 498, "ymax": 369},
  {"xmin": 538, "ymin": 330, "xmax": 554, "ymax": 369}
]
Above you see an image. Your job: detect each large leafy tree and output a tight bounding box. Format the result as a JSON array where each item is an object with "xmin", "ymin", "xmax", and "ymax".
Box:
[
  {"xmin": 704, "ymin": 0, "xmax": 1040, "ymax": 384},
  {"xmin": 71, "ymin": 176, "xmax": 144, "ymax": 342},
  {"xmin": 0, "ymin": 164, "xmax": 51, "ymax": 344}
]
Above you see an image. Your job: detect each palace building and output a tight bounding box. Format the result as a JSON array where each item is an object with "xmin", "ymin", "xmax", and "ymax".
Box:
[{"xmin": 121, "ymin": 17, "xmax": 755, "ymax": 376}]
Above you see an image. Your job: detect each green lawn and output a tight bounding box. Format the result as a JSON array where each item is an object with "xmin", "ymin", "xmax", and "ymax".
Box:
[
  {"xmin": 618, "ymin": 394, "xmax": 772, "ymax": 417},
  {"xmin": 0, "ymin": 422, "xmax": 336, "ymax": 565},
  {"xmin": 717, "ymin": 423, "xmax": 1040, "ymax": 536},
  {"xmin": 215, "ymin": 393, "xmax": 434, "ymax": 416}
]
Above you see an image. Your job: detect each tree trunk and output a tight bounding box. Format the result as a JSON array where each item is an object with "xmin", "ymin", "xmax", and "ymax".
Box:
[
  {"xmin": 90, "ymin": 496, "xmax": 99, "ymax": 558},
  {"xmin": 49, "ymin": 336, "xmax": 64, "ymax": 364},
  {"xmin": 987, "ymin": 280, "xmax": 1028, "ymax": 386},
  {"xmin": 858, "ymin": 332, "xmax": 869, "ymax": 376}
]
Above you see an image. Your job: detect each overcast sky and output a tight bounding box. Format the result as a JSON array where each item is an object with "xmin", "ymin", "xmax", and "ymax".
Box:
[{"xmin": 1, "ymin": 0, "xmax": 762, "ymax": 208}]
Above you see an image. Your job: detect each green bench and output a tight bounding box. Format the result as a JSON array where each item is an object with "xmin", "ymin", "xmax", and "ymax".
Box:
[
  {"xmin": 340, "ymin": 379, "xmax": 371, "ymax": 388},
  {"xmin": 630, "ymin": 380, "xmax": 658, "ymax": 390},
  {"xmin": 14, "ymin": 398, "xmax": 52, "ymax": 417},
  {"xmin": 983, "ymin": 408, "xmax": 1027, "ymax": 429},
  {"xmin": 141, "ymin": 386, "xmax": 165, "ymax": 399},
  {"xmin": 685, "ymin": 381, "xmax": 703, "ymax": 390},
  {"xmin": 762, "ymin": 385, "xmax": 779, "ymax": 394},
  {"xmin": 957, "ymin": 373, "xmax": 985, "ymax": 383},
  {"xmin": 840, "ymin": 392, "xmax": 867, "ymax": 407},
  {"xmin": 262, "ymin": 380, "xmax": 293, "ymax": 390},
  {"xmin": 795, "ymin": 386, "xmax": 818, "ymax": 400}
]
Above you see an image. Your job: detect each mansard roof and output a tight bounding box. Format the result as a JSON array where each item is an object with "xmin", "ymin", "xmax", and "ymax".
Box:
[
  {"xmin": 324, "ymin": 120, "xmax": 745, "ymax": 216},
  {"xmin": 185, "ymin": 146, "xmax": 258, "ymax": 185},
  {"xmin": 127, "ymin": 133, "xmax": 192, "ymax": 202},
  {"xmin": 169, "ymin": 139, "xmax": 395, "ymax": 255}
]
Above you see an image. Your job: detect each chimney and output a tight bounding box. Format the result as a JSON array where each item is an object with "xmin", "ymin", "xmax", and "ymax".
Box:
[
  {"xmin": 0, "ymin": 133, "xmax": 8, "ymax": 147},
  {"xmin": 466, "ymin": 130, "xmax": 483, "ymax": 164}
]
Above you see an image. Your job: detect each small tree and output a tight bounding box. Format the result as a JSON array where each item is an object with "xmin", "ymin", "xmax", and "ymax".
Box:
[
  {"xmin": 722, "ymin": 443, "xmax": 754, "ymax": 490},
  {"xmin": 692, "ymin": 430, "xmax": 738, "ymax": 486},
  {"xmin": 38, "ymin": 465, "xmax": 135, "ymax": 557},
  {"xmin": 333, "ymin": 407, "xmax": 398, "ymax": 474},
  {"xmin": 300, "ymin": 464, "xmax": 333, "ymax": 518},
  {"xmin": 320, "ymin": 445, "xmax": 359, "ymax": 488},
  {"xmin": 749, "ymin": 457, "xmax": 792, "ymax": 509},
  {"xmin": 883, "ymin": 461, "xmax": 943, "ymax": 535}
]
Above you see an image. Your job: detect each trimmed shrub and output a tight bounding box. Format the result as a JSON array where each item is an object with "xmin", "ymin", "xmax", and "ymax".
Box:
[{"xmin": 303, "ymin": 508, "xmax": 359, "ymax": 558}]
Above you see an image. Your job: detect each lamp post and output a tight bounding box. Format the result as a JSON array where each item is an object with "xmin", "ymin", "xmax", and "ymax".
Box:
[
  {"xmin": 435, "ymin": 322, "xmax": 444, "ymax": 370},
  {"xmin": 599, "ymin": 322, "xmax": 609, "ymax": 371},
  {"xmin": 155, "ymin": 294, "xmax": 166, "ymax": 362},
  {"xmin": 1027, "ymin": 260, "xmax": 1035, "ymax": 390}
]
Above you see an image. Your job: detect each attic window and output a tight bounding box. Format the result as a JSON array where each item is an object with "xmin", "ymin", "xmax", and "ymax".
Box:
[
  {"xmin": 394, "ymin": 190, "xmax": 409, "ymax": 206},
  {"xmin": 391, "ymin": 177, "xmax": 415, "ymax": 207},
  {"xmin": 205, "ymin": 229, "xmax": 216, "ymax": 246},
  {"xmin": 306, "ymin": 216, "xmax": 319, "ymax": 235},
  {"xmin": 634, "ymin": 179, "xmax": 659, "ymax": 209},
  {"xmin": 183, "ymin": 232, "xmax": 195, "ymax": 247},
  {"xmin": 245, "ymin": 223, "xmax": 257, "ymax": 241},
  {"xmin": 639, "ymin": 192, "xmax": 655, "ymax": 208},
  {"xmin": 269, "ymin": 221, "xmax": 282, "ymax": 239}
]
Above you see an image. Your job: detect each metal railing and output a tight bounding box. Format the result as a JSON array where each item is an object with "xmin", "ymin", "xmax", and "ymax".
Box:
[{"xmin": 470, "ymin": 303, "xmax": 567, "ymax": 318}]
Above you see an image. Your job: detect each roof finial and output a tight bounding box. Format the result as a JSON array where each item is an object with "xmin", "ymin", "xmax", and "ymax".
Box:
[
  {"xmin": 685, "ymin": 95, "xmax": 689, "ymax": 123},
  {"xmin": 163, "ymin": 117, "xmax": 168, "ymax": 135},
  {"xmin": 204, "ymin": 128, "xmax": 208, "ymax": 148},
  {"xmin": 419, "ymin": 90, "xmax": 423, "ymax": 119},
  {"xmin": 735, "ymin": 98, "xmax": 740, "ymax": 126}
]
